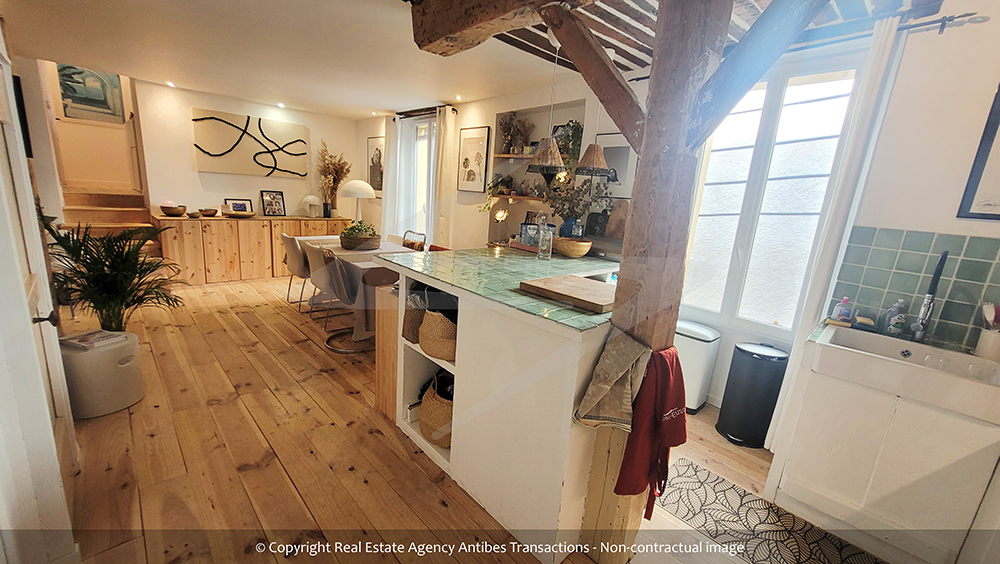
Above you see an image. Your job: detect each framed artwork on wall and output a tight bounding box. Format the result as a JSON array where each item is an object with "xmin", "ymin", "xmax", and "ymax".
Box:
[
  {"xmin": 224, "ymin": 198, "xmax": 253, "ymax": 213},
  {"xmin": 56, "ymin": 63, "xmax": 125, "ymax": 125},
  {"xmin": 458, "ymin": 126, "xmax": 490, "ymax": 193},
  {"xmin": 260, "ymin": 191, "xmax": 285, "ymax": 216},
  {"xmin": 958, "ymin": 80, "xmax": 1000, "ymax": 220},
  {"xmin": 367, "ymin": 136, "xmax": 384, "ymax": 198}
]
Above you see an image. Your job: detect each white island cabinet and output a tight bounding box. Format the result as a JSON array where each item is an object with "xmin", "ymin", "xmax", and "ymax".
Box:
[{"xmin": 374, "ymin": 249, "xmax": 618, "ymax": 563}]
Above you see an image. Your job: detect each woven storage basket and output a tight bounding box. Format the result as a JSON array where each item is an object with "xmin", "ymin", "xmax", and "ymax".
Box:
[
  {"xmin": 419, "ymin": 310, "xmax": 457, "ymax": 362},
  {"xmin": 402, "ymin": 306, "xmax": 424, "ymax": 344},
  {"xmin": 419, "ymin": 374, "xmax": 452, "ymax": 448}
]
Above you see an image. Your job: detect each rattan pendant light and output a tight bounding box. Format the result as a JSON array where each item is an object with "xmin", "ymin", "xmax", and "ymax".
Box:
[{"xmin": 527, "ymin": 32, "xmax": 567, "ymax": 187}]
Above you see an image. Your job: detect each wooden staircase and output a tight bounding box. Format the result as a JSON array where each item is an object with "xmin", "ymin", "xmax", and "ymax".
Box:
[{"xmin": 59, "ymin": 191, "xmax": 161, "ymax": 256}]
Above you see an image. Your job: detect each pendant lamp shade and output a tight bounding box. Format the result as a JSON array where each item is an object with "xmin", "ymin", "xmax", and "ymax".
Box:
[
  {"xmin": 527, "ymin": 137, "xmax": 566, "ymax": 186},
  {"xmin": 574, "ymin": 143, "xmax": 612, "ymax": 177}
]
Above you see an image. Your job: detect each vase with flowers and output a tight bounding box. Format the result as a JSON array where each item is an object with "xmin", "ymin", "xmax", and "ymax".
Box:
[
  {"xmin": 543, "ymin": 177, "xmax": 612, "ymax": 237},
  {"xmin": 316, "ymin": 140, "xmax": 352, "ymax": 217}
]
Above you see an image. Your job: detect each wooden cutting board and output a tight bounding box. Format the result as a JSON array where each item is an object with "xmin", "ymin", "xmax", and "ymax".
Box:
[{"xmin": 519, "ymin": 275, "xmax": 616, "ymax": 313}]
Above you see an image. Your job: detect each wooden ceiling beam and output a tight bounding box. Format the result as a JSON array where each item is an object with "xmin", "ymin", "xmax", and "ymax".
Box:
[
  {"xmin": 534, "ymin": 24, "xmax": 650, "ymax": 69},
  {"xmin": 505, "ymin": 28, "xmax": 632, "ymax": 72},
  {"xmin": 576, "ymin": 10, "xmax": 654, "ymax": 57},
  {"xmin": 409, "ymin": 0, "xmax": 596, "ymax": 56},
  {"xmin": 539, "ymin": 3, "xmax": 646, "ymax": 152},
  {"xmin": 687, "ymin": 0, "xmax": 832, "ymax": 149},
  {"xmin": 601, "ymin": 0, "xmax": 658, "ymax": 31},
  {"xmin": 630, "ymin": 0, "xmax": 658, "ymax": 17},
  {"xmin": 493, "ymin": 33, "xmax": 580, "ymax": 72},
  {"xmin": 580, "ymin": 3, "xmax": 657, "ymax": 49}
]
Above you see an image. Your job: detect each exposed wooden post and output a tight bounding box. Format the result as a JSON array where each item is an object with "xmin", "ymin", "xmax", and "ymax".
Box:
[
  {"xmin": 539, "ymin": 3, "xmax": 645, "ymax": 153},
  {"xmin": 578, "ymin": 0, "xmax": 733, "ymax": 560},
  {"xmin": 686, "ymin": 0, "xmax": 832, "ymax": 149}
]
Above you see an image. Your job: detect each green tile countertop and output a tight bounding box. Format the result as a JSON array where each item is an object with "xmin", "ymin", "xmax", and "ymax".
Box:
[{"xmin": 376, "ymin": 248, "xmax": 619, "ymax": 331}]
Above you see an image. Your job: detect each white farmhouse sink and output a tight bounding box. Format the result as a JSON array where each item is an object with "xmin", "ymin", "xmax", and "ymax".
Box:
[{"xmin": 814, "ymin": 325, "xmax": 1000, "ymax": 425}]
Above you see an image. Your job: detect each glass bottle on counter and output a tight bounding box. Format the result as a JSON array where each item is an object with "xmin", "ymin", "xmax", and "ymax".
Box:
[{"xmin": 536, "ymin": 212, "xmax": 553, "ymax": 260}]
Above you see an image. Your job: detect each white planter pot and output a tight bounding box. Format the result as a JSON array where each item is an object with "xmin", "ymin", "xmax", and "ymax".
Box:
[{"xmin": 61, "ymin": 332, "xmax": 144, "ymax": 419}]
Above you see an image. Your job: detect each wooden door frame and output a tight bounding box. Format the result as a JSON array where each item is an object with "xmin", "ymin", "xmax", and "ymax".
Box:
[{"xmin": 0, "ymin": 26, "xmax": 79, "ymax": 564}]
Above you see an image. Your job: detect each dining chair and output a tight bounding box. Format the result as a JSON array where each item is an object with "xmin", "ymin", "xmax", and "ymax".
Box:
[
  {"xmin": 403, "ymin": 230, "xmax": 426, "ymax": 251},
  {"xmin": 281, "ymin": 233, "xmax": 311, "ymax": 312},
  {"xmin": 386, "ymin": 234, "xmax": 404, "ymax": 246},
  {"xmin": 301, "ymin": 242, "xmax": 350, "ymax": 322},
  {"xmin": 301, "ymin": 243, "xmax": 396, "ymax": 354}
]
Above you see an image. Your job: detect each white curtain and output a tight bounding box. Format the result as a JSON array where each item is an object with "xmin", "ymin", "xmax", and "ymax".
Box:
[
  {"xmin": 380, "ymin": 115, "xmax": 401, "ymax": 238},
  {"xmin": 763, "ymin": 17, "xmax": 905, "ymax": 473},
  {"xmin": 433, "ymin": 106, "xmax": 457, "ymax": 247}
]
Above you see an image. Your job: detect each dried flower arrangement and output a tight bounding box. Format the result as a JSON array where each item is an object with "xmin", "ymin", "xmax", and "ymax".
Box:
[
  {"xmin": 498, "ymin": 112, "xmax": 517, "ymax": 154},
  {"xmin": 543, "ymin": 177, "xmax": 612, "ymax": 220},
  {"xmin": 316, "ymin": 141, "xmax": 352, "ymax": 205},
  {"xmin": 510, "ymin": 118, "xmax": 535, "ymax": 153}
]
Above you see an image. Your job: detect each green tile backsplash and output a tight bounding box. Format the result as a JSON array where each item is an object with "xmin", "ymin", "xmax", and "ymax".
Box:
[{"xmin": 834, "ymin": 226, "xmax": 1000, "ymax": 352}]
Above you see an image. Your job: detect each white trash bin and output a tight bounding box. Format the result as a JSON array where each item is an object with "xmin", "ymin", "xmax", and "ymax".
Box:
[
  {"xmin": 61, "ymin": 332, "xmax": 144, "ymax": 419},
  {"xmin": 674, "ymin": 320, "xmax": 721, "ymax": 414}
]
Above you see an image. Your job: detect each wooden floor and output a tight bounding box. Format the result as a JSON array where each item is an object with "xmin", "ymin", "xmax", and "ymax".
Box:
[
  {"xmin": 65, "ymin": 278, "xmax": 771, "ymax": 564},
  {"xmin": 670, "ymin": 405, "xmax": 772, "ymax": 496},
  {"xmin": 65, "ymin": 279, "xmax": 540, "ymax": 564}
]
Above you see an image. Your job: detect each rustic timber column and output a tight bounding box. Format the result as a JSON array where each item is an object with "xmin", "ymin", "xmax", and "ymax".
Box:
[{"xmin": 579, "ymin": 0, "xmax": 733, "ymax": 561}]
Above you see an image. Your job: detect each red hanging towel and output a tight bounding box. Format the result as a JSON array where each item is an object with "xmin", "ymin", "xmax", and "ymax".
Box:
[{"xmin": 613, "ymin": 347, "xmax": 686, "ymax": 519}]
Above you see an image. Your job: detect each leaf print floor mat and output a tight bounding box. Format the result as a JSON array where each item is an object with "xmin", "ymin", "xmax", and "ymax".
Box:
[{"xmin": 656, "ymin": 458, "xmax": 889, "ymax": 564}]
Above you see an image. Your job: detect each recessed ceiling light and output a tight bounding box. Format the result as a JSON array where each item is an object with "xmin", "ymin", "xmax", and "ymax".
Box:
[
  {"xmin": 278, "ymin": 103, "xmax": 285, "ymax": 108},
  {"xmin": 371, "ymin": 111, "xmax": 377, "ymax": 115},
  {"xmin": 456, "ymin": 95, "xmax": 462, "ymax": 100},
  {"xmin": 166, "ymin": 81, "xmax": 175, "ymax": 88}
]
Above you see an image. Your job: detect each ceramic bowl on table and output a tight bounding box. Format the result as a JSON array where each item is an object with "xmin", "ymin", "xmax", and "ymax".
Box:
[
  {"xmin": 186, "ymin": 211, "xmax": 201, "ymax": 218},
  {"xmin": 222, "ymin": 210, "xmax": 256, "ymax": 219},
  {"xmin": 160, "ymin": 205, "xmax": 187, "ymax": 217},
  {"xmin": 199, "ymin": 208, "xmax": 218, "ymax": 217},
  {"xmin": 553, "ymin": 237, "xmax": 592, "ymax": 258}
]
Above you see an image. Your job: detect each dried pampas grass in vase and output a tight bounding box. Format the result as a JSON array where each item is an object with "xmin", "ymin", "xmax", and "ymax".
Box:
[{"xmin": 316, "ymin": 140, "xmax": 352, "ymax": 217}]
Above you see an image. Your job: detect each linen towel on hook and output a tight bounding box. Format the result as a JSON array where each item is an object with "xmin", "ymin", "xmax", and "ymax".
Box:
[{"xmin": 573, "ymin": 326, "xmax": 652, "ymax": 431}]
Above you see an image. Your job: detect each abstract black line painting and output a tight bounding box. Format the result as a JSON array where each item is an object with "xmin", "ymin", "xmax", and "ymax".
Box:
[{"xmin": 192, "ymin": 108, "xmax": 309, "ymax": 178}]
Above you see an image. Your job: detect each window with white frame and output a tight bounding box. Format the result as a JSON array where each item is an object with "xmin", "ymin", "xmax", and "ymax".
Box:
[{"xmin": 682, "ymin": 66, "xmax": 857, "ymax": 332}]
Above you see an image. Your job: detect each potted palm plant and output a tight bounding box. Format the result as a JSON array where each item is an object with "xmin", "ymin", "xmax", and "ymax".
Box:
[
  {"xmin": 45, "ymin": 224, "xmax": 185, "ymax": 331},
  {"xmin": 45, "ymin": 223, "xmax": 185, "ymax": 418}
]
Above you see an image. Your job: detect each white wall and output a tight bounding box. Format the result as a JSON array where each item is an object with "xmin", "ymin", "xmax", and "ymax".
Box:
[
  {"xmin": 135, "ymin": 81, "xmax": 360, "ymax": 217},
  {"xmin": 856, "ymin": 2, "xmax": 999, "ymax": 236}
]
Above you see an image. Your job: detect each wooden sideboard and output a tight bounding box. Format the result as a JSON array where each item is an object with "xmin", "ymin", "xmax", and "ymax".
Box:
[{"xmin": 152, "ymin": 215, "xmax": 352, "ymax": 284}]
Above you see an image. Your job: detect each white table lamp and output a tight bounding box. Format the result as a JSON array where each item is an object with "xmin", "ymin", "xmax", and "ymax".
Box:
[{"xmin": 340, "ymin": 179, "xmax": 376, "ymax": 222}]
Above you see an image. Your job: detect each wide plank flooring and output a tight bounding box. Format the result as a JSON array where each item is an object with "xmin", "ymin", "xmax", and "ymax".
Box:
[
  {"xmin": 65, "ymin": 278, "xmax": 773, "ymax": 564},
  {"xmin": 65, "ymin": 279, "xmax": 535, "ymax": 564}
]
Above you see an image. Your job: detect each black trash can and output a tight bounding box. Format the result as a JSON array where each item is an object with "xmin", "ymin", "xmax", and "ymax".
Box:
[{"xmin": 715, "ymin": 343, "xmax": 789, "ymax": 448}]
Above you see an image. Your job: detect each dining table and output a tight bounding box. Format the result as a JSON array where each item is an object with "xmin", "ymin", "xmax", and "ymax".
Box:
[
  {"xmin": 294, "ymin": 235, "xmax": 411, "ymax": 263},
  {"xmin": 294, "ymin": 235, "xmax": 413, "ymax": 341}
]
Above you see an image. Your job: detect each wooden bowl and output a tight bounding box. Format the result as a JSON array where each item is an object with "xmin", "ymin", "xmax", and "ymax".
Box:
[
  {"xmin": 199, "ymin": 208, "xmax": 218, "ymax": 217},
  {"xmin": 553, "ymin": 237, "xmax": 592, "ymax": 258},
  {"xmin": 160, "ymin": 205, "xmax": 187, "ymax": 217},
  {"xmin": 340, "ymin": 235, "xmax": 381, "ymax": 251},
  {"xmin": 222, "ymin": 210, "xmax": 256, "ymax": 219}
]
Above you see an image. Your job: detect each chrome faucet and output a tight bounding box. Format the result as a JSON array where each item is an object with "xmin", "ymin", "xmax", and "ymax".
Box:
[{"xmin": 911, "ymin": 251, "xmax": 948, "ymax": 343}]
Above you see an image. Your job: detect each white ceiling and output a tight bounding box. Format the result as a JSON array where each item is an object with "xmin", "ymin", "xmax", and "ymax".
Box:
[{"xmin": 4, "ymin": 0, "xmax": 572, "ymax": 119}]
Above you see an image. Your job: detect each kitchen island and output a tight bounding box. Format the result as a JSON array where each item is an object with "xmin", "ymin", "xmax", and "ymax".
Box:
[{"xmin": 373, "ymin": 248, "xmax": 618, "ymax": 563}]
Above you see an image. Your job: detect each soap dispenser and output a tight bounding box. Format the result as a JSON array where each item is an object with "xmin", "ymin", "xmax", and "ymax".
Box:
[{"xmin": 832, "ymin": 297, "xmax": 852, "ymax": 321}]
